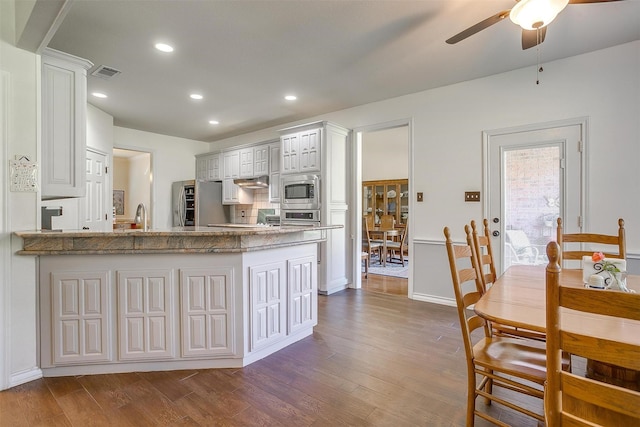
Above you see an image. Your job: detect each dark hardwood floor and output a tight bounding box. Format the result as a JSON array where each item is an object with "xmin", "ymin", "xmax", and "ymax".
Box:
[{"xmin": 0, "ymin": 286, "xmax": 546, "ymax": 426}]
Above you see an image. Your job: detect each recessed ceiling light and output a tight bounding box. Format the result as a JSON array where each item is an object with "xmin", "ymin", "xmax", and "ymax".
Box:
[
  {"xmin": 190, "ymin": 94, "xmax": 203, "ymax": 100},
  {"xmin": 92, "ymin": 92, "xmax": 108, "ymax": 98},
  {"xmin": 209, "ymin": 120, "xmax": 219, "ymax": 125},
  {"xmin": 155, "ymin": 43, "xmax": 174, "ymax": 53},
  {"xmin": 284, "ymin": 95, "xmax": 297, "ymax": 101}
]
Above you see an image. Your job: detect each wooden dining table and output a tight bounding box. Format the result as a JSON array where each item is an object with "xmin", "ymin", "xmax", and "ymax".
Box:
[
  {"xmin": 474, "ymin": 265, "xmax": 640, "ymax": 391},
  {"xmin": 368, "ymin": 227, "xmax": 400, "ymax": 267}
]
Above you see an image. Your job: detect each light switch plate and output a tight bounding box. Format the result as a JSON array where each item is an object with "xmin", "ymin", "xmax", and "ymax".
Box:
[
  {"xmin": 465, "ymin": 191, "xmax": 480, "ymax": 202},
  {"xmin": 417, "ymin": 192, "xmax": 423, "ymax": 202}
]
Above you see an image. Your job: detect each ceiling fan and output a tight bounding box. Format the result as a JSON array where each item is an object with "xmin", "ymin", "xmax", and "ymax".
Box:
[{"xmin": 446, "ymin": 0, "xmax": 624, "ymax": 50}]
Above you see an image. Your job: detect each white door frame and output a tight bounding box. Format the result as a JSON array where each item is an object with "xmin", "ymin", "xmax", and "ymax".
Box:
[
  {"xmin": 482, "ymin": 117, "xmax": 588, "ymax": 268},
  {"xmin": 350, "ymin": 118, "xmax": 413, "ymax": 294}
]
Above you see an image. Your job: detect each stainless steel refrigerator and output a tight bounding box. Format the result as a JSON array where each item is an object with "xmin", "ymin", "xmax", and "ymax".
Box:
[{"xmin": 172, "ymin": 180, "xmax": 230, "ymax": 226}]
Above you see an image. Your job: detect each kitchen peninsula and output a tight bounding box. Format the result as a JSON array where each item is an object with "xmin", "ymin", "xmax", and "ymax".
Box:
[{"xmin": 15, "ymin": 225, "xmax": 338, "ymax": 377}]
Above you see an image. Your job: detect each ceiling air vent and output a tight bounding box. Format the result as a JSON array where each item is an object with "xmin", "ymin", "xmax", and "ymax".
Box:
[{"xmin": 91, "ymin": 65, "xmax": 122, "ymax": 80}]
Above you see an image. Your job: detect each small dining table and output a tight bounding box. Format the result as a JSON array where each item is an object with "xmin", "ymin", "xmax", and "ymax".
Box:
[
  {"xmin": 368, "ymin": 227, "xmax": 401, "ymax": 267},
  {"xmin": 474, "ymin": 265, "xmax": 640, "ymax": 390}
]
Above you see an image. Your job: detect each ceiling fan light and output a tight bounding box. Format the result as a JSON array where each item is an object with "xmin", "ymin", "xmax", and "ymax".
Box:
[{"xmin": 510, "ymin": 0, "xmax": 569, "ymax": 30}]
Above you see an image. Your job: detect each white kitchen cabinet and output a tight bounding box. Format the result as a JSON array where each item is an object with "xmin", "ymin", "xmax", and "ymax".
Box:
[
  {"xmin": 239, "ymin": 148, "xmax": 254, "ymax": 178},
  {"xmin": 117, "ymin": 269, "xmax": 174, "ymax": 360},
  {"xmin": 253, "ymin": 145, "xmax": 269, "ymax": 177},
  {"xmin": 223, "ymin": 150, "xmax": 240, "ymax": 179},
  {"xmin": 41, "ymin": 48, "xmax": 93, "ymax": 199},
  {"xmin": 288, "ymin": 255, "xmax": 317, "ymax": 334},
  {"xmin": 196, "ymin": 153, "xmax": 221, "ymax": 181},
  {"xmin": 50, "ymin": 270, "xmax": 111, "ymax": 365},
  {"xmin": 180, "ymin": 268, "xmax": 235, "ymax": 357},
  {"xmin": 222, "ymin": 178, "xmax": 253, "ymax": 205},
  {"xmin": 279, "ymin": 121, "xmax": 350, "ymax": 295},
  {"xmin": 250, "ymin": 261, "xmax": 287, "ymax": 351},
  {"xmin": 269, "ymin": 143, "xmax": 281, "ymax": 203},
  {"xmin": 281, "ymin": 127, "xmax": 321, "ymax": 174}
]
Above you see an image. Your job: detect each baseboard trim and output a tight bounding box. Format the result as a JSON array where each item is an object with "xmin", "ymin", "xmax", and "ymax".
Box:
[
  {"xmin": 10, "ymin": 367, "xmax": 43, "ymax": 388},
  {"xmin": 411, "ymin": 293, "xmax": 457, "ymax": 307}
]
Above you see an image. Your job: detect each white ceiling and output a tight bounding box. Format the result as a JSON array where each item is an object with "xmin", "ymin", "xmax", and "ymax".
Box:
[{"xmin": 45, "ymin": 0, "xmax": 640, "ymax": 143}]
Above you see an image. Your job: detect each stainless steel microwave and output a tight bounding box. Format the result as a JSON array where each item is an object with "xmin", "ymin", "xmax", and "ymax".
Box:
[{"xmin": 281, "ymin": 174, "xmax": 320, "ymax": 210}]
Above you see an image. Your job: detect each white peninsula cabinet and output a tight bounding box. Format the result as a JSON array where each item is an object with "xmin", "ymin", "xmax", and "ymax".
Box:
[
  {"xmin": 41, "ymin": 48, "xmax": 93, "ymax": 199},
  {"xmin": 33, "ymin": 237, "xmax": 321, "ymax": 376}
]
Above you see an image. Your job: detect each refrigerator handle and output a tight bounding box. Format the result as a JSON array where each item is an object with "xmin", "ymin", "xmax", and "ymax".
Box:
[{"xmin": 179, "ymin": 186, "xmax": 186, "ymax": 227}]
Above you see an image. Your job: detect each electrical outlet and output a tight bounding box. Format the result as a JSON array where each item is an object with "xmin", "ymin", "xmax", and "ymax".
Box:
[
  {"xmin": 465, "ymin": 191, "xmax": 480, "ymax": 202},
  {"xmin": 241, "ymin": 210, "xmax": 246, "ymax": 218}
]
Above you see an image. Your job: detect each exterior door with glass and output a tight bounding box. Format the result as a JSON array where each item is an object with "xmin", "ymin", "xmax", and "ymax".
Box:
[{"xmin": 485, "ymin": 122, "xmax": 584, "ymax": 274}]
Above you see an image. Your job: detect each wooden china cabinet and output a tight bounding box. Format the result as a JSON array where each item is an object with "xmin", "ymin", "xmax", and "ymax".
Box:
[{"xmin": 362, "ymin": 179, "xmax": 409, "ymax": 227}]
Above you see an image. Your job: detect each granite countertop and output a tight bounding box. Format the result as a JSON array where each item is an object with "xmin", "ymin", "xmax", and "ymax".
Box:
[{"xmin": 15, "ymin": 225, "xmax": 341, "ymax": 255}]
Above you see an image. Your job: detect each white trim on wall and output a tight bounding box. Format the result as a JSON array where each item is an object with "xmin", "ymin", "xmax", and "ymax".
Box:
[
  {"xmin": 350, "ymin": 118, "xmax": 413, "ymax": 294},
  {"xmin": 0, "ymin": 69, "xmax": 11, "ymax": 390}
]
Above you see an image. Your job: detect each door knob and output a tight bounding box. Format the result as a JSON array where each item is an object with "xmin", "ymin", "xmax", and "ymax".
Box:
[
  {"xmin": 492, "ymin": 230, "xmax": 500, "ymax": 237},
  {"xmin": 492, "ymin": 218, "xmax": 499, "ymax": 223}
]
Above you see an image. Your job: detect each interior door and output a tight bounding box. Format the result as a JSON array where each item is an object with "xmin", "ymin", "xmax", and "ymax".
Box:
[
  {"xmin": 486, "ymin": 123, "xmax": 584, "ymax": 274},
  {"xmin": 81, "ymin": 148, "xmax": 111, "ymax": 231}
]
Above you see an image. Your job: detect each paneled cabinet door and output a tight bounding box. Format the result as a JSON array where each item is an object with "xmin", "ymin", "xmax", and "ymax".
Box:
[
  {"xmin": 239, "ymin": 148, "xmax": 254, "ymax": 178},
  {"xmin": 269, "ymin": 144, "xmax": 281, "ymax": 202},
  {"xmin": 51, "ymin": 271, "xmax": 111, "ymax": 365},
  {"xmin": 180, "ymin": 268, "xmax": 235, "ymax": 357},
  {"xmin": 253, "ymin": 145, "xmax": 269, "ymax": 176},
  {"xmin": 223, "ymin": 151, "xmax": 240, "ymax": 179},
  {"xmin": 298, "ymin": 128, "xmax": 321, "ymax": 172},
  {"xmin": 207, "ymin": 154, "xmax": 221, "ymax": 180},
  {"xmin": 196, "ymin": 156, "xmax": 208, "ymax": 181},
  {"xmin": 117, "ymin": 270, "xmax": 174, "ymax": 360},
  {"xmin": 41, "ymin": 49, "xmax": 92, "ymax": 198},
  {"xmin": 288, "ymin": 255, "xmax": 317, "ymax": 334},
  {"xmin": 281, "ymin": 133, "xmax": 299, "ymax": 173},
  {"xmin": 222, "ymin": 178, "xmax": 253, "ymax": 205},
  {"xmin": 250, "ymin": 262, "xmax": 286, "ymax": 351}
]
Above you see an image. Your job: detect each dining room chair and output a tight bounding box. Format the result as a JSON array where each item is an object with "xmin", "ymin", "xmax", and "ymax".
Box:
[
  {"xmin": 364, "ymin": 213, "xmax": 375, "ymax": 230},
  {"xmin": 544, "ymin": 241, "xmax": 640, "ymax": 426},
  {"xmin": 379, "ymin": 214, "xmax": 395, "ymax": 229},
  {"xmin": 556, "ymin": 217, "xmax": 626, "ymax": 266},
  {"xmin": 444, "ymin": 225, "xmax": 548, "ymax": 426},
  {"xmin": 363, "ymin": 220, "xmax": 382, "ymax": 266},
  {"xmin": 386, "ymin": 221, "xmax": 408, "ymax": 266},
  {"xmin": 470, "ymin": 219, "xmax": 548, "ymax": 342}
]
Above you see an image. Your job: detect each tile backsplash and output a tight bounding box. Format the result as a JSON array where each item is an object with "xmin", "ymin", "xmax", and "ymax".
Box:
[{"xmin": 231, "ymin": 188, "xmax": 279, "ymax": 224}]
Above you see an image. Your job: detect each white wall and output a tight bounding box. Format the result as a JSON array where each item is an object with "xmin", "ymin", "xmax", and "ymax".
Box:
[
  {"xmin": 1, "ymin": 1, "xmax": 41, "ymax": 389},
  {"xmin": 114, "ymin": 127, "xmax": 209, "ymax": 229},
  {"xmin": 206, "ymin": 41, "xmax": 640, "ymax": 302},
  {"xmin": 362, "ymin": 126, "xmax": 408, "ymax": 181}
]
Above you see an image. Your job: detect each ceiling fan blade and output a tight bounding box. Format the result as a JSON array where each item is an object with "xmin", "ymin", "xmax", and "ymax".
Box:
[
  {"xmin": 568, "ymin": 0, "xmax": 624, "ymax": 4},
  {"xmin": 522, "ymin": 27, "xmax": 547, "ymax": 50},
  {"xmin": 446, "ymin": 10, "xmax": 511, "ymax": 44}
]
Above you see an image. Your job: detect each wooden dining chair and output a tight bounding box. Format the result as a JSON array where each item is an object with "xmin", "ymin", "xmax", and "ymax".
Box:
[
  {"xmin": 363, "ymin": 220, "xmax": 382, "ymax": 266},
  {"xmin": 444, "ymin": 225, "xmax": 548, "ymax": 426},
  {"xmin": 379, "ymin": 214, "xmax": 395, "ymax": 229},
  {"xmin": 386, "ymin": 221, "xmax": 408, "ymax": 266},
  {"xmin": 470, "ymin": 219, "xmax": 547, "ymax": 342},
  {"xmin": 544, "ymin": 241, "xmax": 640, "ymax": 426},
  {"xmin": 556, "ymin": 217, "xmax": 626, "ymax": 266}
]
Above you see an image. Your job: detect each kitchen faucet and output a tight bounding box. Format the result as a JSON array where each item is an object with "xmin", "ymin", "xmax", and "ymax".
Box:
[{"xmin": 134, "ymin": 203, "xmax": 148, "ymax": 231}]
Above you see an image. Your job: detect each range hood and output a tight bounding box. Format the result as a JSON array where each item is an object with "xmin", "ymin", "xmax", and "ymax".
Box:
[{"xmin": 233, "ymin": 175, "xmax": 269, "ymax": 189}]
